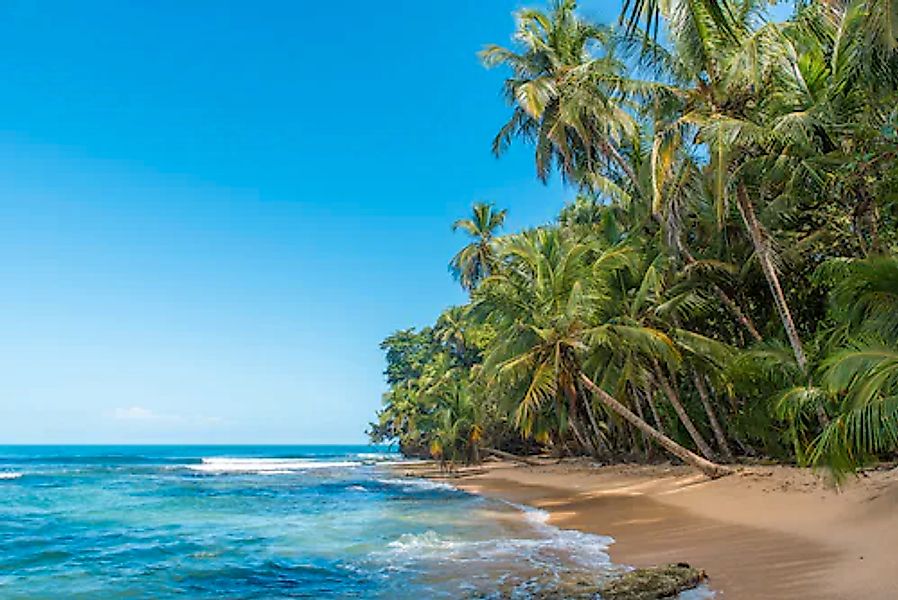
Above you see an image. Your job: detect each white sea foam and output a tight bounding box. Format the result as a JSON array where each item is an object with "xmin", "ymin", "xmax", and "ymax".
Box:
[
  {"xmin": 187, "ymin": 458, "xmax": 361, "ymax": 474},
  {"xmin": 354, "ymin": 452, "xmax": 399, "ymax": 461},
  {"xmin": 383, "ymin": 523, "xmax": 613, "ymax": 573},
  {"xmin": 377, "ymin": 477, "xmax": 614, "ymax": 574},
  {"xmin": 376, "ymin": 477, "xmax": 458, "ymax": 492},
  {"xmin": 0, "ymin": 472, "xmax": 22, "ymax": 480},
  {"xmin": 518, "ymin": 504, "xmax": 551, "ymax": 525},
  {"xmin": 388, "ymin": 530, "xmax": 455, "ymax": 552},
  {"xmin": 510, "ymin": 500, "xmax": 615, "ymax": 566},
  {"xmin": 380, "ymin": 494, "xmax": 617, "ymax": 591}
]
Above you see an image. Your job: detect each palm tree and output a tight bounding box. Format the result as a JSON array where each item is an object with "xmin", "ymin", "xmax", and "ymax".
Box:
[
  {"xmin": 434, "ymin": 307, "xmax": 469, "ymax": 362},
  {"xmin": 622, "ymin": 0, "xmax": 898, "ymax": 67},
  {"xmin": 374, "ymin": 0, "xmax": 898, "ymax": 479},
  {"xmin": 476, "ymin": 228, "xmax": 730, "ymax": 477},
  {"xmin": 632, "ymin": 0, "xmax": 818, "ymax": 370},
  {"xmin": 658, "ymin": 0, "xmax": 898, "ymax": 375},
  {"xmin": 811, "ymin": 256, "xmax": 898, "ymax": 473},
  {"xmin": 449, "ymin": 202, "xmax": 507, "ymax": 292},
  {"xmin": 485, "ymin": 1, "xmax": 767, "ymax": 346},
  {"xmin": 610, "ymin": 248, "xmax": 738, "ymax": 460},
  {"xmin": 417, "ymin": 355, "xmax": 484, "ymax": 469},
  {"xmin": 481, "ymin": 0, "xmax": 639, "ymax": 190},
  {"xmin": 816, "ymin": 341, "xmax": 898, "ymax": 475},
  {"xmin": 718, "ymin": 1, "xmax": 898, "ymax": 372},
  {"xmin": 734, "ymin": 256, "xmax": 898, "ymax": 474},
  {"xmin": 620, "ymin": 0, "xmax": 736, "ymax": 41}
]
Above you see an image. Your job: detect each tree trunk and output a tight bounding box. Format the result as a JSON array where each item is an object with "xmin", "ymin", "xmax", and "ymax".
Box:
[
  {"xmin": 736, "ymin": 184, "xmax": 807, "ymax": 371},
  {"xmin": 579, "ymin": 373, "xmax": 730, "ymax": 478},
  {"xmin": 692, "ymin": 372, "xmax": 734, "ymax": 462},
  {"xmin": 470, "ymin": 444, "xmax": 480, "ymax": 465},
  {"xmin": 652, "ymin": 360, "xmax": 716, "ymax": 460},
  {"xmin": 482, "ymin": 447, "xmax": 540, "ymax": 466},
  {"xmin": 583, "ymin": 398, "xmax": 607, "ymax": 459},
  {"xmin": 630, "ymin": 385, "xmax": 651, "ymax": 459},
  {"xmin": 598, "ymin": 139, "xmax": 639, "ymax": 189},
  {"xmin": 568, "ymin": 412, "xmax": 594, "ymax": 456},
  {"xmin": 645, "ymin": 387, "xmax": 665, "ymax": 434}
]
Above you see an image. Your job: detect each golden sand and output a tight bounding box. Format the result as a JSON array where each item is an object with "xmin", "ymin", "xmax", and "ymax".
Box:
[{"xmin": 402, "ymin": 459, "xmax": 898, "ymax": 599}]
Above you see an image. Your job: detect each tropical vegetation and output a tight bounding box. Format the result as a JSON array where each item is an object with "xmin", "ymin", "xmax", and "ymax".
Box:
[{"xmin": 369, "ymin": 0, "xmax": 898, "ymax": 478}]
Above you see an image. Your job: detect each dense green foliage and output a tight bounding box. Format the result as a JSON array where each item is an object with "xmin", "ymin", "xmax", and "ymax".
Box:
[{"xmin": 370, "ymin": 0, "xmax": 898, "ymax": 477}]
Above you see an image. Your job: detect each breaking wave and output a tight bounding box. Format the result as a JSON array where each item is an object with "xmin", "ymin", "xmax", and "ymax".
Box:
[
  {"xmin": 384, "ymin": 524, "xmax": 613, "ymax": 569},
  {"xmin": 187, "ymin": 458, "xmax": 361, "ymax": 474},
  {"xmin": 375, "ymin": 477, "xmax": 459, "ymax": 493}
]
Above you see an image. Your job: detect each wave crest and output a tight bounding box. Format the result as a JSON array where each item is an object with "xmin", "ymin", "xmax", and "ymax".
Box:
[
  {"xmin": 376, "ymin": 478, "xmax": 457, "ymax": 492},
  {"xmin": 187, "ymin": 458, "xmax": 361, "ymax": 474}
]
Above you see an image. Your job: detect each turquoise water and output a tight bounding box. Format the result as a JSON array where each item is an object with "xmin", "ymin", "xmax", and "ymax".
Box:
[{"xmin": 0, "ymin": 445, "xmax": 631, "ymax": 598}]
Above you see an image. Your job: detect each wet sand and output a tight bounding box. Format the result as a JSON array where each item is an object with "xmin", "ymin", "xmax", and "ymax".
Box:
[{"xmin": 401, "ymin": 460, "xmax": 898, "ymax": 599}]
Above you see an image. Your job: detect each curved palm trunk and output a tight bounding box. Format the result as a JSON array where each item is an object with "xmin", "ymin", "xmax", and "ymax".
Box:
[
  {"xmin": 579, "ymin": 373, "xmax": 730, "ymax": 479},
  {"xmin": 692, "ymin": 372, "xmax": 734, "ymax": 462},
  {"xmin": 652, "ymin": 361, "xmax": 716, "ymax": 460},
  {"xmin": 736, "ymin": 184, "xmax": 807, "ymax": 370}
]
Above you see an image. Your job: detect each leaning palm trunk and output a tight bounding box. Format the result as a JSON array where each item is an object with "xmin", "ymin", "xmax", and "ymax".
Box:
[
  {"xmin": 735, "ymin": 185, "xmax": 807, "ymax": 370},
  {"xmin": 579, "ymin": 373, "xmax": 730, "ymax": 479},
  {"xmin": 652, "ymin": 361, "xmax": 716, "ymax": 460},
  {"xmin": 692, "ymin": 372, "xmax": 734, "ymax": 462}
]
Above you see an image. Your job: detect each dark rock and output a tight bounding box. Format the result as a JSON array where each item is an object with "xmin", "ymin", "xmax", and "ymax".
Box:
[{"xmin": 599, "ymin": 563, "xmax": 707, "ymax": 600}]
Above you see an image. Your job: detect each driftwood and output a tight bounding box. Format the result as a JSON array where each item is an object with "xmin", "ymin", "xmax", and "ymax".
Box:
[{"xmin": 481, "ymin": 447, "xmax": 541, "ymax": 466}]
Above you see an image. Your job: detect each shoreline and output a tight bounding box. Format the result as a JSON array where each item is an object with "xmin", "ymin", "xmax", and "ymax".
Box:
[{"xmin": 398, "ymin": 459, "xmax": 898, "ymax": 598}]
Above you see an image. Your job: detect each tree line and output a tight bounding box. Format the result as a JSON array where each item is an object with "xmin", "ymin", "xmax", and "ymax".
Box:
[{"xmin": 369, "ymin": 0, "xmax": 898, "ymax": 478}]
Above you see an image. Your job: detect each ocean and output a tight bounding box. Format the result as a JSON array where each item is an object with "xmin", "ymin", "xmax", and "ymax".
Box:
[{"xmin": 0, "ymin": 445, "xmax": 712, "ymax": 598}]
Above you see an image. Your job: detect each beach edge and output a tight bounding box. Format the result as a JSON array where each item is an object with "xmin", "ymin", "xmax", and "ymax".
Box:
[{"xmin": 395, "ymin": 458, "xmax": 898, "ymax": 599}]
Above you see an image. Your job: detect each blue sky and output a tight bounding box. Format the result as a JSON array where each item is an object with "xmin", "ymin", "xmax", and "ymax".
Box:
[
  {"xmin": 0, "ymin": 0, "xmax": 795, "ymax": 444},
  {"xmin": 0, "ymin": 0, "xmax": 630, "ymax": 443}
]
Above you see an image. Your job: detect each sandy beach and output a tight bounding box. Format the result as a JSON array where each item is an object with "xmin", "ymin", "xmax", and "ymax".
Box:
[{"xmin": 401, "ymin": 459, "xmax": 898, "ymax": 599}]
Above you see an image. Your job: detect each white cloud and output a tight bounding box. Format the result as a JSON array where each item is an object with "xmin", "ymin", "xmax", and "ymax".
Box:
[{"xmin": 112, "ymin": 406, "xmax": 167, "ymax": 421}]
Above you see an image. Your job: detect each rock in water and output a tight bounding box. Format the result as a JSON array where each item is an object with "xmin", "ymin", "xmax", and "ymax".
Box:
[{"xmin": 599, "ymin": 563, "xmax": 707, "ymax": 600}]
